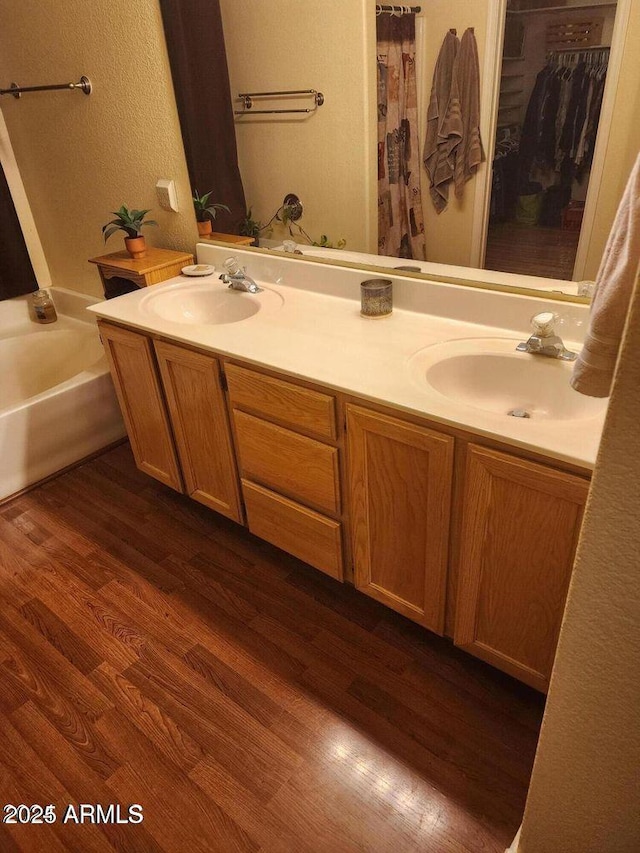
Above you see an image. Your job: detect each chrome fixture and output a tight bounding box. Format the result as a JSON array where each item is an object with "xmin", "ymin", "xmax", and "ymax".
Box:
[
  {"xmin": 219, "ymin": 257, "xmax": 262, "ymax": 294},
  {"xmin": 516, "ymin": 312, "xmax": 577, "ymax": 361},
  {"xmin": 0, "ymin": 76, "xmax": 92, "ymax": 98},
  {"xmin": 235, "ymin": 89, "xmax": 324, "ymax": 116},
  {"xmin": 282, "ymin": 193, "xmax": 303, "ymax": 222}
]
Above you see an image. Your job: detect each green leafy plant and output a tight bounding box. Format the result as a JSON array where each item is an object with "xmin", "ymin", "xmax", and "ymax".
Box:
[
  {"xmin": 313, "ymin": 235, "xmax": 347, "ymax": 249},
  {"xmin": 102, "ymin": 205, "xmax": 158, "ymax": 242},
  {"xmin": 192, "ymin": 190, "xmax": 230, "ymax": 223},
  {"xmin": 239, "ymin": 208, "xmax": 263, "ymax": 239}
]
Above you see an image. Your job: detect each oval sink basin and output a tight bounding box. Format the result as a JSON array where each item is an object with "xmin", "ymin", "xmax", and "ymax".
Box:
[
  {"xmin": 408, "ymin": 338, "xmax": 606, "ymax": 421},
  {"xmin": 140, "ymin": 281, "xmax": 283, "ymax": 325}
]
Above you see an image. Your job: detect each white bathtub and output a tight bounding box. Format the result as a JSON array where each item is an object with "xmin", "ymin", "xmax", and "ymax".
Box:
[{"xmin": 0, "ymin": 287, "xmax": 126, "ymax": 502}]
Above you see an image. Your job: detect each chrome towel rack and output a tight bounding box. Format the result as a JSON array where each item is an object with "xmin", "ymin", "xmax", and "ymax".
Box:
[
  {"xmin": 0, "ymin": 76, "xmax": 92, "ymax": 99},
  {"xmin": 235, "ymin": 89, "xmax": 324, "ymax": 116}
]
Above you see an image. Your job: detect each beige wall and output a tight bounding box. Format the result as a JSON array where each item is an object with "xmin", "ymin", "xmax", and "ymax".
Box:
[
  {"xmin": 519, "ymin": 273, "xmax": 640, "ymax": 851},
  {"xmin": 0, "ymin": 0, "xmax": 196, "ymax": 297},
  {"xmin": 220, "ymin": 0, "xmax": 377, "ymax": 253}
]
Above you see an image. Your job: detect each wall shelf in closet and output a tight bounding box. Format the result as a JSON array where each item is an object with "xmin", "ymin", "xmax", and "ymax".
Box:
[{"xmin": 507, "ymin": 3, "xmax": 616, "ymax": 15}]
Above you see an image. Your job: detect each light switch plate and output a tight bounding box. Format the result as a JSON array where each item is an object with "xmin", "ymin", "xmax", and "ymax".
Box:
[{"xmin": 156, "ymin": 179, "xmax": 179, "ymax": 212}]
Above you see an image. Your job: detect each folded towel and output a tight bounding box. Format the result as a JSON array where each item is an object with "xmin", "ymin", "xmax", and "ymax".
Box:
[
  {"xmin": 423, "ymin": 31, "xmax": 460, "ymax": 214},
  {"xmin": 571, "ymin": 154, "xmax": 640, "ymax": 397}
]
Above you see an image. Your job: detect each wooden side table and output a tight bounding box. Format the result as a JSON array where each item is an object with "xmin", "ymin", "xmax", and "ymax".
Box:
[
  {"xmin": 201, "ymin": 232, "xmax": 255, "ymax": 247},
  {"xmin": 89, "ymin": 247, "xmax": 194, "ymax": 299}
]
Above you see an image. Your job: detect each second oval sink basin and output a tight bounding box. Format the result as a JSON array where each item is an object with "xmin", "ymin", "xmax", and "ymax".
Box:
[
  {"xmin": 140, "ymin": 281, "xmax": 283, "ymax": 325},
  {"xmin": 408, "ymin": 338, "xmax": 606, "ymax": 421}
]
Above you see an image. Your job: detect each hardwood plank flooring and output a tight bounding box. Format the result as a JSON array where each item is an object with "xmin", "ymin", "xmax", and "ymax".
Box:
[
  {"xmin": 485, "ymin": 221, "xmax": 580, "ymax": 280},
  {"xmin": 0, "ymin": 444, "xmax": 544, "ymax": 852}
]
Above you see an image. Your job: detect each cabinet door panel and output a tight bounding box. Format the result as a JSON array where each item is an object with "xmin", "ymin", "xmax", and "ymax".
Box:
[
  {"xmin": 347, "ymin": 405, "xmax": 453, "ymax": 634},
  {"xmin": 99, "ymin": 322, "xmax": 182, "ymax": 490},
  {"xmin": 154, "ymin": 341, "xmax": 242, "ymax": 523},
  {"xmin": 455, "ymin": 444, "xmax": 589, "ymax": 691}
]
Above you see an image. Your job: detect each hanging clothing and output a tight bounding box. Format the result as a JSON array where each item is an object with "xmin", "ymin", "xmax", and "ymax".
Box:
[
  {"xmin": 451, "ymin": 28, "xmax": 486, "ymax": 198},
  {"xmin": 423, "ymin": 30, "xmax": 460, "ymax": 214},
  {"xmin": 519, "ymin": 53, "xmax": 609, "ymax": 191},
  {"xmin": 377, "ymin": 13, "xmax": 426, "ymax": 260}
]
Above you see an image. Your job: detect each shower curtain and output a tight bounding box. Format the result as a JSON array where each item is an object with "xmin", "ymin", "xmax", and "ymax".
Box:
[
  {"xmin": 159, "ymin": 0, "xmax": 246, "ymax": 233},
  {"xmin": 377, "ymin": 13, "xmax": 426, "ymax": 260},
  {"xmin": 0, "ymin": 162, "xmax": 37, "ymax": 301}
]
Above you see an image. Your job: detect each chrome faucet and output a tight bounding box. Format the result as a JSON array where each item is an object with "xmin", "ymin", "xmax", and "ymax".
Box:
[
  {"xmin": 219, "ymin": 257, "xmax": 263, "ymax": 293},
  {"xmin": 516, "ymin": 312, "xmax": 577, "ymax": 361}
]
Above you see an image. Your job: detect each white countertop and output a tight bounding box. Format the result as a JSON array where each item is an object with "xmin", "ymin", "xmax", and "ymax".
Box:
[{"xmin": 88, "ymin": 247, "xmax": 605, "ymax": 470}]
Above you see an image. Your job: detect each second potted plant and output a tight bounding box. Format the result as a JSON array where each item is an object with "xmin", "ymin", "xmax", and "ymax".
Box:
[
  {"xmin": 102, "ymin": 205, "xmax": 158, "ymax": 259},
  {"xmin": 192, "ymin": 190, "xmax": 230, "ymax": 237}
]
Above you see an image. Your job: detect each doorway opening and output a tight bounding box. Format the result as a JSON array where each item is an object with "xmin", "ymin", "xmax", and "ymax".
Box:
[{"xmin": 485, "ymin": 1, "xmax": 617, "ymax": 280}]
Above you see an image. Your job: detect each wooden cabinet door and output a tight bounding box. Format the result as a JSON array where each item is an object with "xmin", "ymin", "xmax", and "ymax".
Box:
[
  {"xmin": 346, "ymin": 405, "xmax": 454, "ymax": 634},
  {"xmin": 99, "ymin": 322, "xmax": 182, "ymax": 491},
  {"xmin": 154, "ymin": 341, "xmax": 243, "ymax": 523},
  {"xmin": 454, "ymin": 444, "xmax": 589, "ymax": 692}
]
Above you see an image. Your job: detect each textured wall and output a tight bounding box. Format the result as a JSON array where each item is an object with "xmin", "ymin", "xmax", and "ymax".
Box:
[
  {"xmin": 0, "ymin": 0, "xmax": 196, "ymax": 297},
  {"xmin": 219, "ymin": 0, "xmax": 377, "ymax": 253},
  {"xmin": 519, "ymin": 271, "xmax": 640, "ymax": 851}
]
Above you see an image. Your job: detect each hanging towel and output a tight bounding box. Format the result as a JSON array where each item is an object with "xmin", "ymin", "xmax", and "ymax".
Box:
[
  {"xmin": 423, "ymin": 30, "xmax": 460, "ymax": 214},
  {"xmin": 452, "ymin": 28, "xmax": 485, "ymax": 198},
  {"xmin": 571, "ymin": 154, "xmax": 640, "ymax": 398}
]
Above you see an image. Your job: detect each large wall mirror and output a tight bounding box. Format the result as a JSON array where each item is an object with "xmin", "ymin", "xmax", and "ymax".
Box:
[{"xmin": 185, "ymin": 0, "xmax": 635, "ymax": 303}]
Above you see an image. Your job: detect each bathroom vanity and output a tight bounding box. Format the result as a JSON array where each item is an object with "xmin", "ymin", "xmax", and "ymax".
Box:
[{"xmin": 91, "ymin": 247, "xmax": 604, "ymax": 693}]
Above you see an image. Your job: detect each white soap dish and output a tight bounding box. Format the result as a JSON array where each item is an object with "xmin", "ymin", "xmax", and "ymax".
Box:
[{"xmin": 181, "ymin": 264, "xmax": 216, "ymax": 277}]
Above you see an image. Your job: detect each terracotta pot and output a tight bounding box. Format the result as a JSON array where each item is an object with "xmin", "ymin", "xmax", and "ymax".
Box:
[
  {"xmin": 124, "ymin": 235, "xmax": 147, "ymax": 259},
  {"xmin": 197, "ymin": 219, "xmax": 213, "ymax": 237}
]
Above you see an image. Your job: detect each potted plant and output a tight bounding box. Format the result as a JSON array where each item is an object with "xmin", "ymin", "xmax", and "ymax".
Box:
[
  {"xmin": 102, "ymin": 205, "xmax": 158, "ymax": 259},
  {"xmin": 239, "ymin": 208, "xmax": 263, "ymax": 246},
  {"xmin": 192, "ymin": 190, "xmax": 230, "ymax": 237}
]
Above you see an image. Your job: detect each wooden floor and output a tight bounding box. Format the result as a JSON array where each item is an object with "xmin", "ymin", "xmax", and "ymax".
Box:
[
  {"xmin": 485, "ymin": 221, "xmax": 580, "ymax": 281},
  {"xmin": 0, "ymin": 444, "xmax": 544, "ymax": 852}
]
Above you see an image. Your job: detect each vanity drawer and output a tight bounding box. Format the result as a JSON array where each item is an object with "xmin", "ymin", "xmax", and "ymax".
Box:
[
  {"xmin": 242, "ymin": 480, "xmax": 344, "ymax": 581},
  {"xmin": 233, "ymin": 410, "xmax": 341, "ymax": 515},
  {"xmin": 225, "ymin": 363, "xmax": 337, "ymax": 440}
]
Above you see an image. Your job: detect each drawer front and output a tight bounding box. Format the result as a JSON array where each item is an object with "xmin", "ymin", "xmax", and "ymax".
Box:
[
  {"xmin": 233, "ymin": 410, "xmax": 340, "ymax": 515},
  {"xmin": 226, "ymin": 363, "xmax": 337, "ymax": 440},
  {"xmin": 242, "ymin": 480, "xmax": 344, "ymax": 581}
]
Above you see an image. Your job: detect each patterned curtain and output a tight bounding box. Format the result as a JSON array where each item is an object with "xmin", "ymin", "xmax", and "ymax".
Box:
[{"xmin": 377, "ymin": 14, "xmax": 426, "ymax": 260}]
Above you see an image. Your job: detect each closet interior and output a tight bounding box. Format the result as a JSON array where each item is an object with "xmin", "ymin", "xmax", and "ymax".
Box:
[{"xmin": 485, "ymin": 0, "xmax": 617, "ymax": 280}]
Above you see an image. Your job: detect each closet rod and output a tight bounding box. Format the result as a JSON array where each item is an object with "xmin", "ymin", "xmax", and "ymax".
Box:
[{"xmin": 376, "ymin": 5, "xmax": 422, "ymax": 15}]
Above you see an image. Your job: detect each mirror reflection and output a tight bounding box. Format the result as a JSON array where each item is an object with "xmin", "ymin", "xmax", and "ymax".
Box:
[{"xmin": 209, "ymin": 0, "xmax": 630, "ymax": 300}]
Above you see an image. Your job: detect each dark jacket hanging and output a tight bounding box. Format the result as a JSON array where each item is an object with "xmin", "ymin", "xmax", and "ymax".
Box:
[
  {"xmin": 0, "ymin": 162, "xmax": 37, "ymax": 301},
  {"xmin": 159, "ymin": 0, "xmax": 246, "ymax": 233}
]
